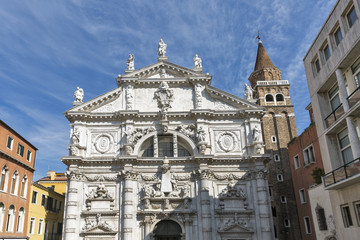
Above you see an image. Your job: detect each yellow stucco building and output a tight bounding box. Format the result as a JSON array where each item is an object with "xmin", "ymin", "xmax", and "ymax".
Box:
[
  {"xmin": 28, "ymin": 182, "xmax": 64, "ymax": 240},
  {"xmin": 37, "ymin": 171, "xmax": 67, "ymax": 195}
]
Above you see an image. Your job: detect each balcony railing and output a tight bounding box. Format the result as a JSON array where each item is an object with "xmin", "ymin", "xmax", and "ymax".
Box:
[
  {"xmin": 324, "ymin": 104, "xmax": 344, "ymax": 128},
  {"xmin": 323, "ymin": 158, "xmax": 360, "ymax": 187},
  {"xmin": 347, "ymin": 85, "xmax": 360, "ymax": 109}
]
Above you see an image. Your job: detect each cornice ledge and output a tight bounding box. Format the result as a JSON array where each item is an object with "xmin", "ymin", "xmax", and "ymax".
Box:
[{"xmin": 61, "ymin": 156, "xmax": 84, "ymax": 166}]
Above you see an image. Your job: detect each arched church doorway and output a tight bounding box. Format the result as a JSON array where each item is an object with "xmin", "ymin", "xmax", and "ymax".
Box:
[{"xmin": 153, "ymin": 220, "xmax": 182, "ymax": 240}]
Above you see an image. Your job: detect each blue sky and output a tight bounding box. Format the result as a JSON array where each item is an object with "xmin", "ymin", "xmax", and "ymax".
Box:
[{"xmin": 0, "ymin": 0, "xmax": 336, "ymax": 180}]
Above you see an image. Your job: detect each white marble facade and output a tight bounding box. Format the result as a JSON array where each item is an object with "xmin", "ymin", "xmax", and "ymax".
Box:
[{"xmin": 62, "ymin": 44, "xmax": 273, "ymax": 240}]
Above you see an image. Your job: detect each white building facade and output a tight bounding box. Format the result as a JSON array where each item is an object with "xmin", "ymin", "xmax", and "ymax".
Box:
[{"xmin": 62, "ymin": 43, "xmax": 274, "ymax": 240}]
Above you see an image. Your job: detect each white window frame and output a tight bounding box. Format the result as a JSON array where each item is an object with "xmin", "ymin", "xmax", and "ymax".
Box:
[
  {"xmin": 304, "ymin": 216, "xmax": 312, "ymax": 234},
  {"xmin": 0, "ymin": 202, "xmax": 5, "ymax": 232},
  {"xmin": 274, "ymin": 154, "xmax": 280, "ymax": 162},
  {"xmin": 280, "ymin": 195, "xmax": 287, "ymax": 203},
  {"xmin": 29, "ymin": 217, "xmax": 35, "ymax": 234},
  {"xmin": 26, "ymin": 150, "xmax": 32, "ymax": 162},
  {"xmin": 341, "ymin": 204, "xmax": 353, "ymax": 228},
  {"xmin": 38, "ymin": 218, "xmax": 44, "ymax": 234},
  {"xmin": 6, "ymin": 136, "xmax": 13, "ymax": 150},
  {"xmin": 303, "ymin": 144, "xmax": 315, "ymax": 166},
  {"xmin": 284, "ymin": 219, "xmax": 291, "ymax": 227},
  {"xmin": 338, "ymin": 128, "xmax": 354, "ymax": 164},
  {"xmin": 277, "ymin": 174, "xmax": 283, "ymax": 182},
  {"xmin": 271, "ymin": 136, "xmax": 277, "ymax": 143},
  {"xmin": 16, "ymin": 143, "xmax": 24, "ymax": 157},
  {"xmin": 299, "ymin": 188, "xmax": 306, "ymax": 204},
  {"xmin": 294, "ymin": 155, "xmax": 300, "ymax": 169}
]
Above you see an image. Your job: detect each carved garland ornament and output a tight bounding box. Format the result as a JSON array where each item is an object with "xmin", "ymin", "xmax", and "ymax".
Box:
[{"xmin": 217, "ymin": 131, "xmax": 237, "ymax": 152}]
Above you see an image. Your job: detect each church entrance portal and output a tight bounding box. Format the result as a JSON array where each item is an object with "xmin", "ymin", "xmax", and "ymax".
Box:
[{"xmin": 153, "ymin": 220, "xmax": 182, "ymax": 240}]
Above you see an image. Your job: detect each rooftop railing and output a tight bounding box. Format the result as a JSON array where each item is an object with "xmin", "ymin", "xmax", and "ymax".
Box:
[{"xmin": 323, "ymin": 158, "xmax": 360, "ymax": 187}]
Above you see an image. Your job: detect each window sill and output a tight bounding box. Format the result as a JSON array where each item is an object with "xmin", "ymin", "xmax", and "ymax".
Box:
[{"xmin": 304, "ymin": 162, "xmax": 316, "ymax": 168}]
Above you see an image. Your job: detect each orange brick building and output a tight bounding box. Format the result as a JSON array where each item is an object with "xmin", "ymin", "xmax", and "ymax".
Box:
[
  {"xmin": 0, "ymin": 120, "xmax": 37, "ymax": 239},
  {"xmin": 288, "ymin": 104, "xmax": 324, "ymax": 240}
]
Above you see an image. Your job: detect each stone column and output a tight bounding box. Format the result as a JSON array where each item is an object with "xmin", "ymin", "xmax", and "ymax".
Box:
[
  {"xmin": 184, "ymin": 216, "xmax": 193, "ymax": 240},
  {"xmin": 123, "ymin": 171, "xmax": 137, "ymax": 240},
  {"xmin": 255, "ymin": 169, "xmax": 273, "ymax": 240},
  {"xmin": 144, "ymin": 216, "xmax": 153, "ymax": 240},
  {"xmin": 63, "ymin": 170, "xmax": 83, "ymax": 240},
  {"xmin": 199, "ymin": 170, "xmax": 212, "ymax": 240},
  {"xmin": 336, "ymin": 69, "xmax": 360, "ymax": 159}
]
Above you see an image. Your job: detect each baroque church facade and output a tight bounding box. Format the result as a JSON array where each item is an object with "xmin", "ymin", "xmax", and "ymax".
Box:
[{"xmin": 62, "ymin": 40, "xmax": 275, "ymax": 240}]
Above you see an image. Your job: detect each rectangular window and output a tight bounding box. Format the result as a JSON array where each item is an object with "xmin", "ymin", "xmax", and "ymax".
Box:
[
  {"xmin": 304, "ymin": 216, "xmax": 312, "ymax": 234},
  {"xmin": 16, "ymin": 143, "xmax": 24, "ymax": 157},
  {"xmin": 54, "ymin": 199, "xmax": 58, "ymax": 212},
  {"xmin": 328, "ymin": 84, "xmax": 341, "ymax": 111},
  {"xmin": 46, "ymin": 197, "xmax": 53, "ymax": 211},
  {"xmin": 280, "ymin": 195, "xmax": 287, "ymax": 203},
  {"xmin": 334, "ymin": 27, "xmax": 343, "ymax": 45},
  {"xmin": 57, "ymin": 222, "xmax": 62, "ymax": 234},
  {"xmin": 338, "ymin": 128, "xmax": 354, "ymax": 164},
  {"xmin": 274, "ymin": 154, "xmax": 280, "ymax": 162},
  {"xmin": 294, "ymin": 155, "xmax": 300, "ymax": 169},
  {"xmin": 6, "ymin": 136, "xmax": 13, "ymax": 150},
  {"xmin": 284, "ymin": 219, "xmax": 291, "ymax": 227},
  {"xmin": 277, "ymin": 174, "xmax": 283, "ymax": 182},
  {"xmin": 341, "ymin": 204, "xmax": 353, "ymax": 227},
  {"xmin": 38, "ymin": 219, "xmax": 43, "ymax": 234},
  {"xmin": 26, "ymin": 150, "xmax": 32, "ymax": 162},
  {"xmin": 323, "ymin": 44, "xmax": 331, "ymax": 61},
  {"xmin": 303, "ymin": 145, "xmax": 315, "ymax": 166},
  {"xmin": 354, "ymin": 201, "xmax": 360, "ymax": 226},
  {"xmin": 347, "ymin": 6, "xmax": 358, "ymax": 28},
  {"xmin": 299, "ymin": 189, "xmax": 306, "ymax": 204},
  {"xmin": 29, "ymin": 217, "xmax": 35, "ymax": 234},
  {"xmin": 31, "ymin": 191, "xmax": 38, "ymax": 204},
  {"xmin": 315, "ymin": 58, "xmax": 321, "ymax": 73},
  {"xmin": 352, "ymin": 57, "xmax": 360, "ymax": 88},
  {"xmin": 41, "ymin": 194, "xmax": 46, "ymax": 206},
  {"xmin": 58, "ymin": 201, "xmax": 62, "ymax": 211}
]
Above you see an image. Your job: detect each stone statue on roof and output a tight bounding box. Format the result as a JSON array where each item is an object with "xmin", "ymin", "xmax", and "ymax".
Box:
[
  {"xmin": 127, "ymin": 54, "xmax": 135, "ymax": 70},
  {"xmin": 244, "ymin": 83, "xmax": 254, "ymax": 100},
  {"xmin": 74, "ymin": 87, "xmax": 84, "ymax": 103},
  {"xmin": 158, "ymin": 38, "xmax": 167, "ymax": 57},
  {"xmin": 193, "ymin": 54, "xmax": 202, "ymax": 69}
]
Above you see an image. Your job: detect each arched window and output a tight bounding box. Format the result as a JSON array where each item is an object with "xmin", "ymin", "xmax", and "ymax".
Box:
[
  {"xmin": 1, "ymin": 166, "xmax": 9, "ymax": 192},
  {"xmin": 10, "ymin": 171, "xmax": 19, "ymax": 195},
  {"xmin": 20, "ymin": 175, "xmax": 28, "ymax": 198},
  {"xmin": 265, "ymin": 94, "xmax": 274, "ymax": 102},
  {"xmin": 6, "ymin": 205, "xmax": 15, "ymax": 232},
  {"xmin": 276, "ymin": 94, "xmax": 284, "ymax": 102},
  {"xmin": 140, "ymin": 134, "xmax": 193, "ymax": 157},
  {"xmin": 0, "ymin": 202, "xmax": 5, "ymax": 232},
  {"xmin": 153, "ymin": 220, "xmax": 182, "ymax": 238},
  {"xmin": 16, "ymin": 207, "xmax": 24, "ymax": 233}
]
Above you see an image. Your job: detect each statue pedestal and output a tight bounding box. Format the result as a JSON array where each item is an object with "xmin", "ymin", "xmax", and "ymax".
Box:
[
  {"xmin": 73, "ymin": 101, "xmax": 82, "ymax": 106},
  {"xmin": 158, "ymin": 56, "xmax": 169, "ymax": 62},
  {"xmin": 193, "ymin": 67, "xmax": 203, "ymax": 72}
]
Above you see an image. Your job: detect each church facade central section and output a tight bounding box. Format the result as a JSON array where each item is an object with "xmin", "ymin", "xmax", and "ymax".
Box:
[{"xmin": 62, "ymin": 42, "xmax": 273, "ymax": 240}]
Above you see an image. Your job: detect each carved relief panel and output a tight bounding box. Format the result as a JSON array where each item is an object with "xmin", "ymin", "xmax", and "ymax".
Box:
[
  {"xmin": 90, "ymin": 131, "xmax": 117, "ymax": 155},
  {"xmin": 212, "ymin": 129, "xmax": 242, "ymax": 154}
]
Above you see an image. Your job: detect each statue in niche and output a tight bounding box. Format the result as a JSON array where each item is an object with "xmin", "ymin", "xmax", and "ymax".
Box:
[
  {"xmin": 74, "ymin": 87, "xmax": 84, "ymax": 103},
  {"xmin": 158, "ymin": 38, "xmax": 167, "ymax": 57},
  {"xmin": 252, "ymin": 125, "xmax": 261, "ymax": 142},
  {"xmin": 126, "ymin": 54, "xmax": 135, "ymax": 70},
  {"xmin": 71, "ymin": 128, "xmax": 80, "ymax": 144},
  {"xmin": 182, "ymin": 183, "xmax": 190, "ymax": 198},
  {"xmin": 244, "ymin": 83, "xmax": 254, "ymax": 100},
  {"xmin": 143, "ymin": 184, "xmax": 153, "ymax": 198},
  {"xmin": 193, "ymin": 54, "xmax": 202, "ymax": 68},
  {"xmin": 197, "ymin": 127, "xmax": 206, "ymax": 142}
]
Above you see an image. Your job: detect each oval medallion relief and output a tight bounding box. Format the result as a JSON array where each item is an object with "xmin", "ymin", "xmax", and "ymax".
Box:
[
  {"xmin": 217, "ymin": 131, "xmax": 237, "ymax": 152},
  {"xmin": 94, "ymin": 134, "xmax": 112, "ymax": 154}
]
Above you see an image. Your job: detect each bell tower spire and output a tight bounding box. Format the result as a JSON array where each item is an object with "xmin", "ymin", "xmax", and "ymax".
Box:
[{"xmin": 248, "ymin": 39, "xmax": 281, "ymax": 88}]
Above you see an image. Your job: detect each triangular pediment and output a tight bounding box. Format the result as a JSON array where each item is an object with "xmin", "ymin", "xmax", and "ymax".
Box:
[{"xmin": 120, "ymin": 61, "xmax": 208, "ymax": 80}]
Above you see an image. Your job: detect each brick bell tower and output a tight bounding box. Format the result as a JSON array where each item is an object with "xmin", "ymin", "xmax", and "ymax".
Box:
[{"xmin": 248, "ymin": 37, "xmax": 300, "ymax": 240}]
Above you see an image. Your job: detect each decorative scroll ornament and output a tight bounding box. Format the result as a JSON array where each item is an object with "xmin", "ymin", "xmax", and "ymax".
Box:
[
  {"xmin": 94, "ymin": 134, "xmax": 112, "ymax": 154},
  {"xmin": 220, "ymin": 180, "xmax": 247, "ymax": 200},
  {"xmin": 83, "ymin": 213, "xmax": 116, "ymax": 232},
  {"xmin": 218, "ymin": 213, "xmax": 248, "ymax": 232},
  {"xmin": 125, "ymin": 127, "xmax": 156, "ymax": 145},
  {"xmin": 66, "ymin": 170, "xmax": 85, "ymax": 181},
  {"xmin": 217, "ymin": 131, "xmax": 237, "ymax": 152},
  {"xmin": 88, "ymin": 181, "xmax": 113, "ymax": 200},
  {"xmin": 175, "ymin": 124, "xmax": 195, "ymax": 139},
  {"xmin": 194, "ymin": 83, "xmax": 203, "ymax": 109},
  {"xmin": 85, "ymin": 175, "xmax": 119, "ymax": 182},
  {"xmin": 125, "ymin": 84, "xmax": 134, "ymax": 110},
  {"xmin": 154, "ymin": 81, "xmax": 174, "ymax": 113}
]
